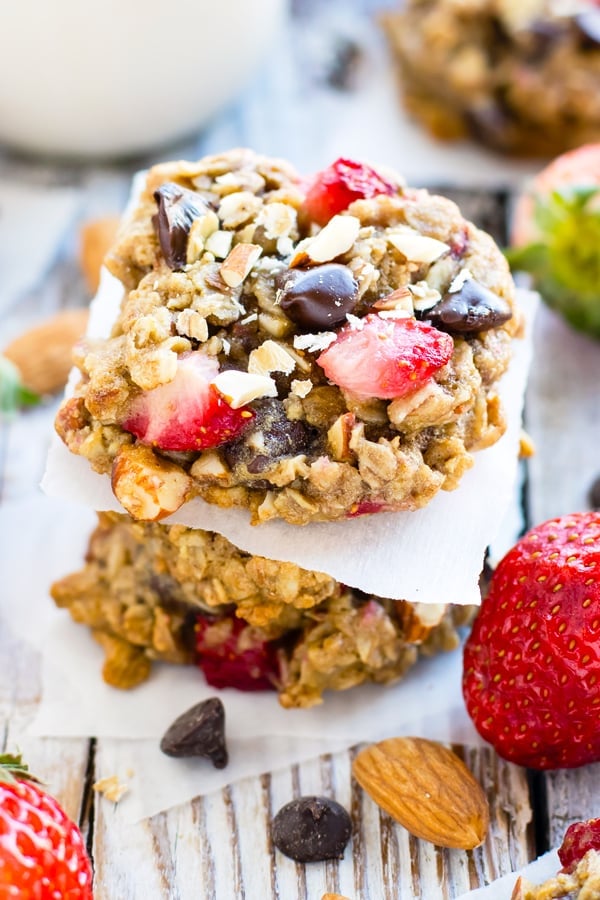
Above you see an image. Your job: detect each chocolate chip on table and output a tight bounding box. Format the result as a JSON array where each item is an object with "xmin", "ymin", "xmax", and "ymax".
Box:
[
  {"xmin": 589, "ymin": 475, "xmax": 600, "ymax": 510},
  {"xmin": 427, "ymin": 277, "xmax": 512, "ymax": 335},
  {"xmin": 277, "ymin": 264, "xmax": 359, "ymax": 332},
  {"xmin": 160, "ymin": 697, "xmax": 228, "ymax": 769},
  {"xmin": 574, "ymin": 9, "xmax": 600, "ymax": 48},
  {"xmin": 271, "ymin": 796, "xmax": 352, "ymax": 862},
  {"xmin": 153, "ymin": 182, "xmax": 211, "ymax": 270}
]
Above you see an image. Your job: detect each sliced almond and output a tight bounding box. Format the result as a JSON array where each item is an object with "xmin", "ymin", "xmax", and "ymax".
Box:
[
  {"xmin": 211, "ymin": 370, "xmax": 277, "ymax": 408},
  {"xmin": 327, "ymin": 412, "xmax": 356, "ymax": 461},
  {"xmin": 395, "ymin": 601, "xmax": 447, "ymax": 642},
  {"xmin": 409, "ymin": 281, "xmax": 442, "ymax": 312},
  {"xmin": 388, "ymin": 232, "xmax": 449, "ymax": 264},
  {"xmin": 186, "ymin": 210, "xmax": 219, "ymax": 264},
  {"xmin": 372, "ymin": 286, "xmax": 413, "ymax": 312},
  {"xmin": 220, "ymin": 242, "xmax": 263, "ymax": 287},
  {"xmin": 290, "ymin": 378, "xmax": 313, "ymax": 398},
  {"xmin": 352, "ymin": 737, "xmax": 489, "ymax": 850},
  {"xmin": 257, "ymin": 311, "xmax": 292, "ymax": 339},
  {"xmin": 205, "ymin": 229, "xmax": 233, "ymax": 260},
  {"xmin": 303, "ymin": 215, "xmax": 360, "ymax": 264},
  {"xmin": 190, "ymin": 450, "xmax": 230, "ymax": 480},
  {"xmin": 3, "ymin": 308, "xmax": 89, "ymax": 394},
  {"xmin": 248, "ymin": 340, "xmax": 296, "ymax": 377},
  {"xmin": 111, "ymin": 444, "xmax": 192, "ymax": 521},
  {"xmin": 293, "ymin": 331, "xmax": 337, "ymax": 354}
]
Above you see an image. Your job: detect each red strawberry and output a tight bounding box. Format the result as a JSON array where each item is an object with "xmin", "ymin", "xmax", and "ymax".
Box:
[
  {"xmin": 463, "ymin": 512, "xmax": 600, "ymax": 770},
  {"xmin": 558, "ymin": 819, "xmax": 600, "ymax": 873},
  {"xmin": 0, "ymin": 753, "xmax": 93, "ymax": 898},
  {"xmin": 508, "ymin": 144, "xmax": 600, "ymax": 338},
  {"xmin": 511, "ymin": 143, "xmax": 600, "ymax": 247},
  {"xmin": 316, "ymin": 314, "xmax": 454, "ymax": 400},
  {"xmin": 123, "ymin": 351, "xmax": 253, "ymax": 452},
  {"xmin": 194, "ymin": 614, "xmax": 279, "ymax": 692},
  {"xmin": 303, "ymin": 158, "xmax": 397, "ymax": 226}
]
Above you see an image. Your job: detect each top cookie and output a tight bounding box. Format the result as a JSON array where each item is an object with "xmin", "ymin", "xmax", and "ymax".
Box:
[
  {"xmin": 383, "ymin": 0, "xmax": 600, "ymax": 157},
  {"xmin": 56, "ymin": 150, "xmax": 522, "ymax": 526}
]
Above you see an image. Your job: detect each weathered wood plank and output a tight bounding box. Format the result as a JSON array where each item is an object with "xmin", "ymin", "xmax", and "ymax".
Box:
[{"xmin": 90, "ymin": 741, "xmax": 533, "ymax": 899}]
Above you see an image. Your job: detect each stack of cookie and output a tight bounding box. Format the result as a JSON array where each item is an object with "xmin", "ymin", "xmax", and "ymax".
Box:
[
  {"xmin": 383, "ymin": 0, "xmax": 600, "ymax": 157},
  {"xmin": 50, "ymin": 150, "xmax": 523, "ymax": 707}
]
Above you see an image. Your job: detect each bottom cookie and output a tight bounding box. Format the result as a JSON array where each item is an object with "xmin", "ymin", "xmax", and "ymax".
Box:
[{"xmin": 51, "ymin": 512, "xmax": 472, "ymax": 708}]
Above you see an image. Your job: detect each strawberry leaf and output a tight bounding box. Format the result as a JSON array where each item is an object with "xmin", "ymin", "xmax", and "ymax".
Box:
[
  {"xmin": 0, "ymin": 752, "xmax": 41, "ymax": 785},
  {"xmin": 0, "ymin": 356, "xmax": 41, "ymax": 417}
]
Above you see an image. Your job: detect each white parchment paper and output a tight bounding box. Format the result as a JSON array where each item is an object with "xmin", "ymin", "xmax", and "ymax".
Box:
[
  {"xmin": 456, "ymin": 850, "xmax": 561, "ymax": 899},
  {"xmin": 1, "ymin": 488, "xmax": 484, "ymax": 822},
  {"xmin": 42, "ymin": 280, "xmax": 537, "ymax": 605}
]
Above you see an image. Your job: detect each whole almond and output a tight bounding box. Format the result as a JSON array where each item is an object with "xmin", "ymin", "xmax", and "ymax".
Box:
[
  {"xmin": 80, "ymin": 216, "xmax": 121, "ymax": 293},
  {"xmin": 352, "ymin": 737, "xmax": 489, "ymax": 850},
  {"xmin": 3, "ymin": 308, "xmax": 89, "ymax": 395}
]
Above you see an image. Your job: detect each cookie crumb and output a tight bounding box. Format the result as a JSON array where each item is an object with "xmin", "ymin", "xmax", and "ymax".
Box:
[{"xmin": 93, "ymin": 775, "xmax": 130, "ymax": 804}]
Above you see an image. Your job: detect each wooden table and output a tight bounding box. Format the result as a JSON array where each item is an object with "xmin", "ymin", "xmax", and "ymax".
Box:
[{"xmin": 2, "ymin": 2, "xmax": 600, "ymax": 896}]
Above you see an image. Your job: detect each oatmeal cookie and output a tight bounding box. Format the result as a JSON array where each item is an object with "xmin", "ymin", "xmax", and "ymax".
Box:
[
  {"xmin": 55, "ymin": 149, "xmax": 522, "ymax": 525},
  {"xmin": 512, "ymin": 850, "xmax": 600, "ymax": 899},
  {"xmin": 51, "ymin": 512, "xmax": 472, "ymax": 706},
  {"xmin": 382, "ymin": 0, "xmax": 600, "ymax": 157}
]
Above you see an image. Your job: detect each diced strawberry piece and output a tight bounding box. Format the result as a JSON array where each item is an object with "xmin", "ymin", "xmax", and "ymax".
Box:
[
  {"xmin": 194, "ymin": 614, "xmax": 279, "ymax": 692},
  {"xmin": 347, "ymin": 500, "xmax": 390, "ymax": 518},
  {"xmin": 559, "ymin": 819, "xmax": 600, "ymax": 872},
  {"xmin": 123, "ymin": 351, "xmax": 254, "ymax": 452},
  {"xmin": 316, "ymin": 314, "xmax": 454, "ymax": 400},
  {"xmin": 303, "ymin": 158, "xmax": 397, "ymax": 226}
]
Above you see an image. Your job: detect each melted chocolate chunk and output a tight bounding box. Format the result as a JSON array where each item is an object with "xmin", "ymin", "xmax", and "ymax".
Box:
[
  {"xmin": 522, "ymin": 18, "xmax": 567, "ymax": 61},
  {"xmin": 464, "ymin": 102, "xmax": 513, "ymax": 151},
  {"xmin": 278, "ymin": 264, "xmax": 359, "ymax": 332},
  {"xmin": 427, "ymin": 277, "xmax": 512, "ymax": 335},
  {"xmin": 223, "ymin": 399, "xmax": 317, "ymax": 475},
  {"xmin": 160, "ymin": 697, "xmax": 228, "ymax": 769},
  {"xmin": 574, "ymin": 9, "xmax": 600, "ymax": 48},
  {"xmin": 153, "ymin": 182, "xmax": 210, "ymax": 270},
  {"xmin": 271, "ymin": 796, "xmax": 352, "ymax": 862}
]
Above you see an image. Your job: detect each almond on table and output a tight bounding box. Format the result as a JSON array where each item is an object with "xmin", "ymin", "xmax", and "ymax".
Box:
[
  {"xmin": 3, "ymin": 307, "xmax": 89, "ymax": 395},
  {"xmin": 79, "ymin": 215, "xmax": 120, "ymax": 292},
  {"xmin": 352, "ymin": 736, "xmax": 489, "ymax": 850}
]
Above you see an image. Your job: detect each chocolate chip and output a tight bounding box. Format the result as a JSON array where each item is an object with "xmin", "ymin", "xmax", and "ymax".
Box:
[
  {"xmin": 589, "ymin": 475, "xmax": 600, "ymax": 510},
  {"xmin": 523, "ymin": 18, "xmax": 567, "ymax": 60},
  {"xmin": 153, "ymin": 182, "xmax": 210, "ymax": 270},
  {"xmin": 160, "ymin": 697, "xmax": 228, "ymax": 768},
  {"xmin": 278, "ymin": 264, "xmax": 359, "ymax": 332},
  {"xmin": 465, "ymin": 102, "xmax": 513, "ymax": 152},
  {"xmin": 427, "ymin": 277, "xmax": 512, "ymax": 335},
  {"xmin": 271, "ymin": 796, "xmax": 352, "ymax": 862},
  {"xmin": 222, "ymin": 399, "xmax": 317, "ymax": 475},
  {"xmin": 574, "ymin": 9, "xmax": 600, "ymax": 48}
]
